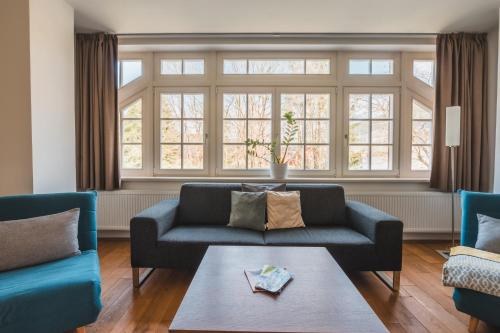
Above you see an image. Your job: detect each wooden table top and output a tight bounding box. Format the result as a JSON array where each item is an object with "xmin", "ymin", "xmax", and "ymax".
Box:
[{"xmin": 169, "ymin": 246, "xmax": 388, "ymax": 333}]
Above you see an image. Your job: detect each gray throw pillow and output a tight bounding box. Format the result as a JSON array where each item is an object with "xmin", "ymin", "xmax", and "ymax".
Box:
[
  {"xmin": 0, "ymin": 208, "xmax": 81, "ymax": 272},
  {"xmin": 476, "ymin": 214, "xmax": 500, "ymax": 254},
  {"xmin": 242, "ymin": 183, "xmax": 286, "ymax": 192},
  {"xmin": 228, "ymin": 191, "xmax": 266, "ymax": 231}
]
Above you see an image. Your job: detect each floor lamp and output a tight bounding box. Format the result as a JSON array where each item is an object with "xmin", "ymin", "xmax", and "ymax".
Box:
[{"xmin": 437, "ymin": 106, "xmax": 461, "ymax": 259}]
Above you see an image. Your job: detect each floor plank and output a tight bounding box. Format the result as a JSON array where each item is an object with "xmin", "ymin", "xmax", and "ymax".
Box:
[{"xmin": 85, "ymin": 240, "xmax": 500, "ymax": 333}]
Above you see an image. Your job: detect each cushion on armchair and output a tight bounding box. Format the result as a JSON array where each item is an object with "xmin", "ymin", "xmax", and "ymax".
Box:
[{"xmin": 476, "ymin": 214, "xmax": 500, "ymax": 253}]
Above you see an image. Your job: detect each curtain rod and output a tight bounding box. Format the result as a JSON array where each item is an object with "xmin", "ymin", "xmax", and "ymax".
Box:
[{"xmin": 117, "ymin": 33, "xmax": 438, "ymax": 38}]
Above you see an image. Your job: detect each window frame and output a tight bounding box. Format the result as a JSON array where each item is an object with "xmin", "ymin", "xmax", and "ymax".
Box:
[
  {"xmin": 403, "ymin": 52, "xmax": 436, "ymax": 101},
  {"xmin": 154, "ymin": 87, "xmax": 210, "ymax": 177},
  {"xmin": 342, "ymin": 87, "xmax": 400, "ymax": 177},
  {"xmin": 154, "ymin": 52, "xmax": 212, "ymax": 86},
  {"xmin": 119, "ymin": 89, "xmax": 153, "ymax": 177},
  {"xmin": 340, "ymin": 52, "xmax": 401, "ymax": 85}
]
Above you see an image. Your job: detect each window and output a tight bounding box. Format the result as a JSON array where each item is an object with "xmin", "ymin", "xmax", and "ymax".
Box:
[
  {"xmin": 349, "ymin": 59, "xmax": 393, "ymax": 75},
  {"xmin": 347, "ymin": 92, "xmax": 395, "ymax": 171},
  {"xmin": 280, "ymin": 93, "xmax": 330, "ymax": 170},
  {"xmin": 223, "ymin": 58, "xmax": 330, "ymax": 75},
  {"xmin": 413, "ymin": 60, "xmax": 434, "ymax": 87},
  {"xmin": 120, "ymin": 98, "xmax": 143, "ymax": 169},
  {"xmin": 161, "ymin": 59, "xmax": 204, "ymax": 75},
  {"xmin": 158, "ymin": 91, "xmax": 206, "ymax": 170},
  {"xmin": 119, "ymin": 60, "xmax": 142, "ymax": 87},
  {"xmin": 222, "ymin": 92, "xmax": 273, "ymax": 170},
  {"xmin": 411, "ymin": 99, "xmax": 433, "ymax": 170}
]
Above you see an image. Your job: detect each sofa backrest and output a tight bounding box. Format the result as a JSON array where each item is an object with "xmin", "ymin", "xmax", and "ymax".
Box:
[{"xmin": 177, "ymin": 183, "xmax": 346, "ymax": 226}]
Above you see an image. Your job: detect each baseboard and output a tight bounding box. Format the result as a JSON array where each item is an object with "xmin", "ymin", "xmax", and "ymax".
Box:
[{"xmin": 97, "ymin": 229, "xmax": 460, "ymax": 241}]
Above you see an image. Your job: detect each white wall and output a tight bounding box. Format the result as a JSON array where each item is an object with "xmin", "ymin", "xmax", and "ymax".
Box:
[{"xmin": 29, "ymin": 0, "xmax": 76, "ymax": 193}]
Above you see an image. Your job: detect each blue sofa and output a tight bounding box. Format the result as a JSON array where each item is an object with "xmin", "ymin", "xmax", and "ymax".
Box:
[
  {"xmin": 0, "ymin": 192, "xmax": 102, "ymax": 333},
  {"xmin": 454, "ymin": 191, "xmax": 500, "ymax": 332}
]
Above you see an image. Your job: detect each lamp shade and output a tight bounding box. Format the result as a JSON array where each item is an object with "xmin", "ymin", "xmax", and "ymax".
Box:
[{"xmin": 445, "ymin": 106, "xmax": 461, "ymax": 147}]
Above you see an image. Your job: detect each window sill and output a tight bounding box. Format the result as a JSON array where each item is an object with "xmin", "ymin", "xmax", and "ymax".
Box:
[{"xmin": 121, "ymin": 176, "xmax": 430, "ymax": 184}]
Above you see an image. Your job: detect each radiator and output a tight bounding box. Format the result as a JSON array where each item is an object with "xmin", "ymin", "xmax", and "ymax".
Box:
[{"xmin": 97, "ymin": 190, "xmax": 460, "ymax": 234}]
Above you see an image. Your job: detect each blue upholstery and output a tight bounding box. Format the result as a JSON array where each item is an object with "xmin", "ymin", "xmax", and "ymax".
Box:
[
  {"xmin": 453, "ymin": 191, "xmax": 500, "ymax": 327},
  {"xmin": 0, "ymin": 192, "xmax": 102, "ymax": 333}
]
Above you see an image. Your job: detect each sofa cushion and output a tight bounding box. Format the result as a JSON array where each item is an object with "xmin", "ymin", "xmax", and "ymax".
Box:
[
  {"xmin": 0, "ymin": 250, "xmax": 101, "ymax": 333},
  {"xmin": 286, "ymin": 184, "xmax": 346, "ymax": 225},
  {"xmin": 264, "ymin": 226, "xmax": 373, "ymax": 246},
  {"xmin": 178, "ymin": 183, "xmax": 241, "ymax": 225},
  {"xmin": 158, "ymin": 225, "xmax": 265, "ymax": 246}
]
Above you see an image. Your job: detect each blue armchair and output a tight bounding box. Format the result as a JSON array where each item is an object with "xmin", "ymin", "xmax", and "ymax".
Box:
[
  {"xmin": 454, "ymin": 191, "xmax": 500, "ymax": 332},
  {"xmin": 0, "ymin": 192, "xmax": 102, "ymax": 333}
]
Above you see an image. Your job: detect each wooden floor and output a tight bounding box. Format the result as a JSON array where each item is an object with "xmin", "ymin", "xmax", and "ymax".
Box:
[{"xmin": 87, "ymin": 240, "xmax": 500, "ymax": 333}]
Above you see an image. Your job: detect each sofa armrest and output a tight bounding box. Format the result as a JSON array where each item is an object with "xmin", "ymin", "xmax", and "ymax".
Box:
[
  {"xmin": 346, "ymin": 200, "xmax": 403, "ymax": 270},
  {"xmin": 130, "ymin": 199, "xmax": 178, "ymax": 267}
]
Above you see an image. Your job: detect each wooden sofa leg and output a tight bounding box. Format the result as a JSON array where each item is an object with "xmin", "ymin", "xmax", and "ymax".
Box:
[
  {"xmin": 468, "ymin": 316, "xmax": 479, "ymax": 333},
  {"xmin": 132, "ymin": 267, "xmax": 155, "ymax": 288},
  {"xmin": 373, "ymin": 271, "xmax": 400, "ymax": 292},
  {"xmin": 75, "ymin": 327, "xmax": 86, "ymax": 333}
]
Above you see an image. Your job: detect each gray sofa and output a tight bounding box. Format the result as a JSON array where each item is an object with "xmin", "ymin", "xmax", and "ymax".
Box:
[{"xmin": 130, "ymin": 183, "xmax": 403, "ymax": 289}]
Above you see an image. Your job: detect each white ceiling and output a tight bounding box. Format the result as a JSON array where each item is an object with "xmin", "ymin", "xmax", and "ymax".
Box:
[{"xmin": 67, "ymin": 0, "xmax": 500, "ymax": 34}]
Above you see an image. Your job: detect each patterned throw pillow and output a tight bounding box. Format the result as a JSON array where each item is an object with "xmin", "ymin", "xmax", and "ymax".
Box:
[
  {"xmin": 228, "ymin": 191, "xmax": 266, "ymax": 231},
  {"xmin": 266, "ymin": 191, "xmax": 305, "ymax": 230},
  {"xmin": 476, "ymin": 214, "xmax": 500, "ymax": 254}
]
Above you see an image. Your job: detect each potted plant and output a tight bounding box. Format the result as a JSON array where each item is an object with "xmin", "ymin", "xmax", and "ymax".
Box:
[{"xmin": 246, "ymin": 111, "xmax": 298, "ymax": 179}]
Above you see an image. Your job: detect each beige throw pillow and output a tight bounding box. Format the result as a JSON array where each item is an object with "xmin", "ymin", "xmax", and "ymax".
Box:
[{"xmin": 266, "ymin": 191, "xmax": 305, "ymax": 230}]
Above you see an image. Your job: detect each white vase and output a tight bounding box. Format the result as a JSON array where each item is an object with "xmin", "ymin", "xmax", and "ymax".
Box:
[{"xmin": 270, "ymin": 163, "xmax": 288, "ymax": 179}]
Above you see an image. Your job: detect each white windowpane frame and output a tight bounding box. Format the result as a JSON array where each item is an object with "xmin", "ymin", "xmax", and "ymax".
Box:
[
  {"xmin": 119, "ymin": 60, "xmax": 143, "ymax": 87},
  {"xmin": 345, "ymin": 90, "xmax": 398, "ymax": 175},
  {"xmin": 413, "ymin": 60, "xmax": 435, "ymax": 87},
  {"xmin": 280, "ymin": 93, "xmax": 331, "ymax": 171},
  {"xmin": 349, "ymin": 59, "xmax": 394, "ymax": 75},
  {"xmin": 120, "ymin": 98, "xmax": 143, "ymax": 169},
  {"xmin": 223, "ymin": 58, "xmax": 331, "ymax": 75},
  {"xmin": 221, "ymin": 92, "xmax": 273, "ymax": 170},
  {"xmin": 160, "ymin": 59, "xmax": 205, "ymax": 75},
  {"xmin": 411, "ymin": 99, "xmax": 433, "ymax": 171}
]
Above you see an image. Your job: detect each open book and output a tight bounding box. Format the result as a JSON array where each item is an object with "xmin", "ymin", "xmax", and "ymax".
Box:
[{"xmin": 245, "ymin": 265, "xmax": 294, "ymax": 294}]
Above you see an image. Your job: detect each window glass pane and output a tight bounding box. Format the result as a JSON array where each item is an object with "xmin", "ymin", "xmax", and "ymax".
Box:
[
  {"xmin": 413, "ymin": 60, "xmax": 434, "ymax": 87},
  {"xmin": 248, "ymin": 94, "xmax": 272, "ymax": 118},
  {"xmin": 371, "ymin": 59, "xmax": 393, "ymax": 75},
  {"xmin": 305, "ymin": 145, "xmax": 329, "ymax": 170},
  {"xmin": 371, "ymin": 121, "xmax": 392, "ymax": 144},
  {"xmin": 306, "ymin": 94, "xmax": 329, "ymax": 118},
  {"xmin": 285, "ymin": 145, "xmax": 304, "ymax": 169},
  {"xmin": 161, "ymin": 94, "xmax": 181, "ymax": 118},
  {"xmin": 371, "ymin": 94, "xmax": 393, "ymax": 119},
  {"xmin": 305, "ymin": 120, "xmax": 329, "ymax": 144},
  {"xmin": 412, "ymin": 99, "xmax": 432, "ymax": 119},
  {"xmin": 349, "ymin": 59, "xmax": 370, "ymax": 74},
  {"xmin": 120, "ymin": 60, "xmax": 142, "ymax": 86},
  {"xmin": 183, "ymin": 120, "xmax": 204, "ymax": 143},
  {"xmin": 371, "ymin": 145, "xmax": 392, "ymax": 170},
  {"xmin": 248, "ymin": 145, "xmax": 269, "ymax": 169},
  {"xmin": 183, "ymin": 59, "xmax": 204, "ymax": 74},
  {"xmin": 223, "ymin": 145, "xmax": 246, "ymax": 169},
  {"xmin": 223, "ymin": 94, "xmax": 247, "ymax": 118},
  {"xmin": 349, "ymin": 94, "xmax": 369, "ymax": 119},
  {"xmin": 223, "ymin": 120, "xmax": 246, "ymax": 143},
  {"xmin": 160, "ymin": 144, "xmax": 181, "ymax": 169},
  {"xmin": 281, "ymin": 94, "xmax": 304, "ymax": 118},
  {"xmin": 412, "ymin": 146, "xmax": 431, "ymax": 170},
  {"xmin": 122, "ymin": 120, "xmax": 142, "ymax": 143},
  {"xmin": 349, "ymin": 121, "xmax": 369, "ymax": 144},
  {"xmin": 160, "ymin": 120, "xmax": 181, "ymax": 143},
  {"xmin": 305, "ymin": 59, "xmax": 330, "ymax": 74},
  {"xmin": 349, "ymin": 146, "xmax": 369, "ymax": 170},
  {"xmin": 122, "ymin": 144, "xmax": 142, "ymax": 169},
  {"xmin": 122, "ymin": 99, "xmax": 142, "ymax": 118},
  {"xmin": 161, "ymin": 59, "xmax": 182, "ymax": 75},
  {"xmin": 248, "ymin": 120, "xmax": 272, "ymax": 143},
  {"xmin": 281, "ymin": 120, "xmax": 304, "ymax": 144},
  {"xmin": 183, "ymin": 145, "xmax": 204, "ymax": 169},
  {"xmin": 224, "ymin": 60, "xmax": 247, "ymax": 74},
  {"xmin": 183, "ymin": 94, "xmax": 204, "ymax": 118},
  {"xmin": 412, "ymin": 121, "xmax": 432, "ymax": 145},
  {"xmin": 248, "ymin": 60, "xmax": 304, "ymax": 74}
]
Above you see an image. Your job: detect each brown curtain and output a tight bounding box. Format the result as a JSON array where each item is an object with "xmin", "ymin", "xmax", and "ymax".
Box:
[
  {"xmin": 75, "ymin": 33, "xmax": 120, "ymax": 190},
  {"xmin": 430, "ymin": 33, "xmax": 489, "ymax": 192}
]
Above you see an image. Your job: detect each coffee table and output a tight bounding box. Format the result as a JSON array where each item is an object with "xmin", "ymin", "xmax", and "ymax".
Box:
[{"xmin": 169, "ymin": 246, "xmax": 388, "ymax": 333}]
